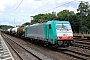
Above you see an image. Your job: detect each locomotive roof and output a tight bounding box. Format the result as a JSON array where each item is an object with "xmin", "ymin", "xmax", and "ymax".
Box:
[
  {"xmin": 28, "ymin": 20, "xmax": 70, "ymax": 27},
  {"xmin": 46, "ymin": 20, "xmax": 70, "ymax": 24}
]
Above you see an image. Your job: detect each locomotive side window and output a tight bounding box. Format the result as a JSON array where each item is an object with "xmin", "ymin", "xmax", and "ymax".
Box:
[{"xmin": 49, "ymin": 24, "xmax": 51, "ymax": 29}]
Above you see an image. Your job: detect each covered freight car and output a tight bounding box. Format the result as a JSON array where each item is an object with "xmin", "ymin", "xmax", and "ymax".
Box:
[{"xmin": 25, "ymin": 20, "xmax": 74, "ymax": 49}]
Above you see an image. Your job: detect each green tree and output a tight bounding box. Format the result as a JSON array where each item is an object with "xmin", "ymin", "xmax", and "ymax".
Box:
[
  {"xmin": 57, "ymin": 10, "xmax": 75, "ymax": 21},
  {"xmin": 77, "ymin": 1, "xmax": 90, "ymax": 16},
  {"xmin": 31, "ymin": 13, "xmax": 56, "ymax": 24},
  {"xmin": 77, "ymin": 1, "xmax": 90, "ymax": 33},
  {"xmin": 22, "ymin": 22, "xmax": 30, "ymax": 26},
  {"xmin": 0, "ymin": 25, "xmax": 14, "ymax": 30},
  {"xmin": 32, "ymin": 14, "xmax": 45, "ymax": 23}
]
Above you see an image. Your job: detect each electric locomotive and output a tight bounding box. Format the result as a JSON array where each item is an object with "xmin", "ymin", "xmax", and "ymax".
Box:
[{"xmin": 25, "ymin": 20, "xmax": 74, "ymax": 49}]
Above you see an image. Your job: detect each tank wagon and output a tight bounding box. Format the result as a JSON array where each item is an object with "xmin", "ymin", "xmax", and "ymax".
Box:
[
  {"xmin": 17, "ymin": 26, "xmax": 26, "ymax": 38},
  {"xmin": 11, "ymin": 27, "xmax": 18, "ymax": 36},
  {"xmin": 7, "ymin": 29, "xmax": 10, "ymax": 34},
  {"xmin": 2, "ymin": 28, "xmax": 12, "ymax": 34},
  {"xmin": 25, "ymin": 20, "xmax": 74, "ymax": 49}
]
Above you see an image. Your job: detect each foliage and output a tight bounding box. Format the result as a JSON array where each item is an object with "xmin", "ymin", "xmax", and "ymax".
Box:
[
  {"xmin": 76, "ymin": 1, "xmax": 90, "ymax": 33},
  {"xmin": 57, "ymin": 10, "xmax": 75, "ymax": 20},
  {"xmin": 0, "ymin": 25, "xmax": 14, "ymax": 30},
  {"xmin": 80, "ymin": 26, "xmax": 89, "ymax": 33},
  {"xmin": 22, "ymin": 22, "xmax": 30, "ymax": 26},
  {"xmin": 77, "ymin": 1, "xmax": 90, "ymax": 16},
  {"xmin": 31, "ymin": 13, "xmax": 57, "ymax": 24}
]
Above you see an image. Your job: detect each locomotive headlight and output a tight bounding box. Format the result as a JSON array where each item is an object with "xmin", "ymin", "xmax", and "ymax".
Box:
[
  {"xmin": 70, "ymin": 37, "xmax": 73, "ymax": 39},
  {"xmin": 68, "ymin": 36, "xmax": 73, "ymax": 39},
  {"xmin": 57, "ymin": 37, "xmax": 62, "ymax": 40}
]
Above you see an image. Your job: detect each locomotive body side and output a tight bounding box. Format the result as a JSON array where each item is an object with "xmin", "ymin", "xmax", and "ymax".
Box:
[{"xmin": 25, "ymin": 23, "xmax": 46, "ymax": 41}]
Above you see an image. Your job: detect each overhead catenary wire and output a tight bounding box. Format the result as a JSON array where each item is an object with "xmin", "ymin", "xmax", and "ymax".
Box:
[
  {"xmin": 43, "ymin": 0, "xmax": 77, "ymax": 13},
  {"xmin": 30, "ymin": 0, "xmax": 52, "ymax": 13},
  {"xmin": 30, "ymin": 0, "xmax": 77, "ymax": 21},
  {"xmin": 12, "ymin": 0, "xmax": 23, "ymax": 14},
  {"xmin": 12, "ymin": 0, "xmax": 23, "ymax": 27}
]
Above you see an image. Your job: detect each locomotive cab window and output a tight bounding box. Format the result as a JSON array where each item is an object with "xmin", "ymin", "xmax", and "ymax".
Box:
[
  {"xmin": 56, "ymin": 24, "xmax": 71, "ymax": 30},
  {"xmin": 49, "ymin": 24, "xmax": 51, "ymax": 29}
]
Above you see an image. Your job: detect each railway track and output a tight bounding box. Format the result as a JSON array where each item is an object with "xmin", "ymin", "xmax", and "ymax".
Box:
[
  {"xmin": 57, "ymin": 46, "xmax": 90, "ymax": 60},
  {"xmin": 1, "ymin": 33, "xmax": 53, "ymax": 60},
  {"xmin": 55, "ymin": 37, "xmax": 90, "ymax": 60},
  {"xmin": 74, "ymin": 37, "xmax": 90, "ymax": 50},
  {"xmin": 75, "ymin": 39, "xmax": 90, "ymax": 45},
  {"xmin": 1, "ymin": 33, "xmax": 90, "ymax": 60},
  {"xmin": 59, "ymin": 51, "xmax": 89, "ymax": 60},
  {"xmin": 73, "ymin": 43, "xmax": 90, "ymax": 50},
  {"xmin": 75, "ymin": 41, "xmax": 90, "ymax": 45}
]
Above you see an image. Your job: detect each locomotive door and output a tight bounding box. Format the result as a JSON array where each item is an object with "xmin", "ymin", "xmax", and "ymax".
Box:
[
  {"xmin": 45, "ymin": 25, "xmax": 49, "ymax": 39},
  {"xmin": 45, "ymin": 24, "xmax": 52, "ymax": 39}
]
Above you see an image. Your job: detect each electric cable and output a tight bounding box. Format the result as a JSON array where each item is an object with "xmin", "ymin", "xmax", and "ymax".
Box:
[
  {"xmin": 30, "ymin": 0, "xmax": 52, "ymax": 13},
  {"xmin": 43, "ymin": 0, "xmax": 77, "ymax": 13},
  {"xmin": 12, "ymin": 0, "xmax": 23, "ymax": 13}
]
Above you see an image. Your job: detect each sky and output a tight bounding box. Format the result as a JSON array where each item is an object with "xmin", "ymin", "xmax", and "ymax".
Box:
[{"xmin": 0, "ymin": 0, "xmax": 90, "ymax": 27}]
